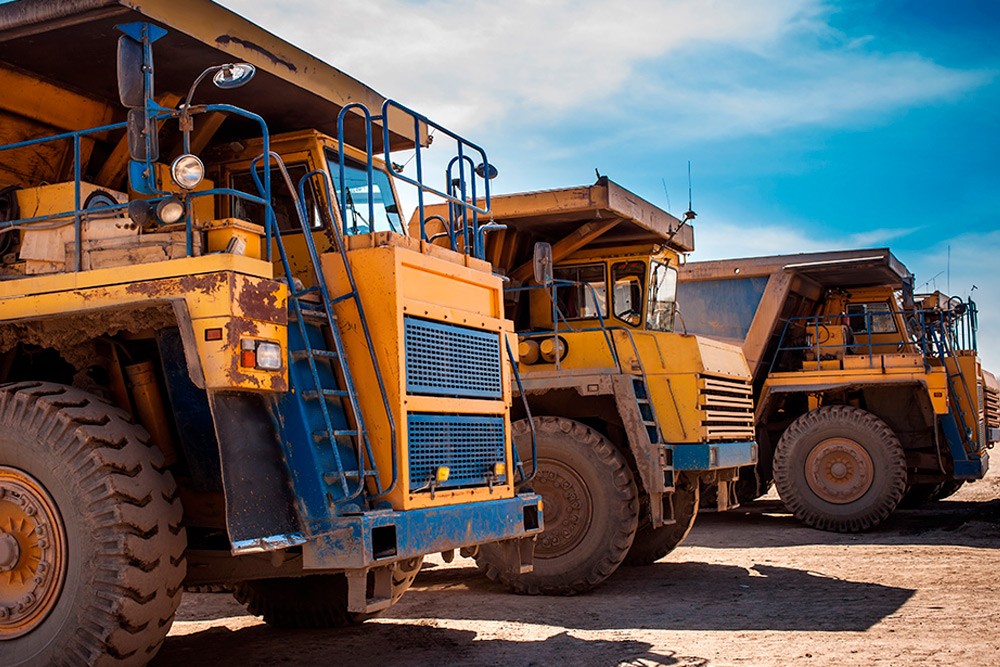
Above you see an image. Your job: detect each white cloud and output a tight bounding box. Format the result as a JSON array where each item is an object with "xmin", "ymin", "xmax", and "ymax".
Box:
[{"xmin": 220, "ymin": 0, "xmax": 990, "ymax": 144}]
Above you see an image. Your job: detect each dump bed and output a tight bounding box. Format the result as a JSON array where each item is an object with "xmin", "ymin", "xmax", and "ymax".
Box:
[
  {"xmin": 677, "ymin": 248, "xmax": 912, "ymax": 379},
  {"xmin": 414, "ymin": 177, "xmax": 692, "ymax": 281},
  {"xmin": 0, "ymin": 0, "xmax": 417, "ymax": 190}
]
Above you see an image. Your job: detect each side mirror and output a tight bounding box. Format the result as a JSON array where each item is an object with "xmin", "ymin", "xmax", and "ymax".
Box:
[
  {"xmin": 117, "ymin": 35, "xmax": 145, "ymax": 108},
  {"xmin": 127, "ymin": 108, "xmax": 159, "ymax": 162},
  {"xmin": 533, "ymin": 242, "xmax": 553, "ymax": 285}
]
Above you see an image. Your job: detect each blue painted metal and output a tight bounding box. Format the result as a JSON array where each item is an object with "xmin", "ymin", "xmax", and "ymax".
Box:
[
  {"xmin": 506, "ymin": 336, "xmax": 538, "ymax": 486},
  {"xmin": 303, "ymin": 493, "xmax": 542, "ymax": 570},
  {"xmin": 670, "ymin": 441, "xmax": 758, "ymax": 471},
  {"xmin": 407, "ymin": 413, "xmax": 506, "ymax": 491},
  {"xmin": 404, "ymin": 317, "xmax": 502, "ymax": 398}
]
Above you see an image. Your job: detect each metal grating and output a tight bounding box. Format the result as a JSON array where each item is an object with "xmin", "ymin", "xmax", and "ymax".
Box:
[
  {"xmin": 404, "ymin": 317, "xmax": 502, "ymax": 398},
  {"xmin": 698, "ymin": 374, "xmax": 755, "ymax": 442},
  {"xmin": 407, "ymin": 413, "xmax": 506, "ymax": 491}
]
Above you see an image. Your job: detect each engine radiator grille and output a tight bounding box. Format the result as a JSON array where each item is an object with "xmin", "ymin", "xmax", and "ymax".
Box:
[
  {"xmin": 407, "ymin": 413, "xmax": 506, "ymax": 491},
  {"xmin": 698, "ymin": 375, "xmax": 755, "ymax": 441},
  {"xmin": 404, "ymin": 317, "xmax": 503, "ymax": 398}
]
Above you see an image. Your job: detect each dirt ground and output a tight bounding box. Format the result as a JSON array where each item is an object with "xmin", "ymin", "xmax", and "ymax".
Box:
[{"xmin": 157, "ymin": 470, "xmax": 1000, "ymax": 667}]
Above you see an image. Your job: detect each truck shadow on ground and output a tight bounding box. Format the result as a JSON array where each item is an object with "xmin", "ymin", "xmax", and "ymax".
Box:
[
  {"xmin": 406, "ymin": 560, "xmax": 914, "ymax": 633},
  {"xmin": 155, "ymin": 622, "xmax": 708, "ymax": 667},
  {"xmin": 686, "ymin": 498, "xmax": 1000, "ymax": 550}
]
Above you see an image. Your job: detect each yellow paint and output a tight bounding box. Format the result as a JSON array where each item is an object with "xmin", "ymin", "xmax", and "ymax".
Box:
[
  {"xmin": 321, "ymin": 232, "xmax": 516, "ymax": 510},
  {"xmin": 205, "ymin": 218, "xmax": 264, "ymax": 259},
  {"xmin": 0, "ymin": 255, "xmax": 288, "ymax": 391}
]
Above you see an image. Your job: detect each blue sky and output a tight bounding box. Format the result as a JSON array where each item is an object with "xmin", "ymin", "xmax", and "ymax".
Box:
[
  {"xmin": 226, "ymin": 1, "xmax": 997, "ymax": 368},
  {"xmin": 2, "ymin": 0, "xmax": 991, "ymax": 353}
]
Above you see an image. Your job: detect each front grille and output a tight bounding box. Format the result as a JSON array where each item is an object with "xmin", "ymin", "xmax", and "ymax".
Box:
[
  {"xmin": 698, "ymin": 375, "xmax": 755, "ymax": 441},
  {"xmin": 404, "ymin": 317, "xmax": 502, "ymax": 398},
  {"xmin": 985, "ymin": 381, "xmax": 999, "ymax": 445},
  {"xmin": 407, "ymin": 413, "xmax": 506, "ymax": 491}
]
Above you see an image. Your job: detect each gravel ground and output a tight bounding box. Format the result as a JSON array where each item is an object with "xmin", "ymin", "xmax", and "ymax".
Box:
[{"xmin": 156, "ymin": 469, "xmax": 1000, "ymax": 667}]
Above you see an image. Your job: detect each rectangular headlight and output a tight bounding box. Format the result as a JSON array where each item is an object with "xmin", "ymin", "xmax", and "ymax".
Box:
[{"xmin": 255, "ymin": 341, "xmax": 283, "ymax": 370}]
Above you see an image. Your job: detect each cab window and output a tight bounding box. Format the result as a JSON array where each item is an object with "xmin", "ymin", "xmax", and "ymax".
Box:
[
  {"xmin": 553, "ymin": 264, "xmax": 607, "ymax": 320},
  {"xmin": 847, "ymin": 302, "xmax": 897, "ymax": 334},
  {"xmin": 647, "ymin": 260, "xmax": 678, "ymax": 332},
  {"xmin": 230, "ymin": 163, "xmax": 324, "ymax": 233},
  {"xmin": 326, "ymin": 151, "xmax": 403, "ymax": 235},
  {"xmin": 612, "ymin": 261, "xmax": 646, "ymax": 326}
]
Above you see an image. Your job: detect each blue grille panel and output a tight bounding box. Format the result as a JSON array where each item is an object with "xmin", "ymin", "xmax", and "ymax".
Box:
[
  {"xmin": 404, "ymin": 317, "xmax": 502, "ymax": 398},
  {"xmin": 408, "ymin": 413, "xmax": 506, "ymax": 491}
]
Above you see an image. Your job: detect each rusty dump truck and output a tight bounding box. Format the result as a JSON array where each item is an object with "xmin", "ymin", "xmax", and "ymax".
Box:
[
  {"xmin": 0, "ymin": 1, "xmax": 544, "ymax": 664},
  {"xmin": 678, "ymin": 248, "xmax": 998, "ymax": 531},
  {"xmin": 417, "ymin": 178, "xmax": 757, "ymax": 593}
]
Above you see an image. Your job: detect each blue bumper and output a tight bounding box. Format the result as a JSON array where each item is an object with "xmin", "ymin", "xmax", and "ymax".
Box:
[
  {"xmin": 669, "ymin": 441, "xmax": 758, "ymax": 471},
  {"xmin": 302, "ymin": 493, "xmax": 543, "ymax": 570}
]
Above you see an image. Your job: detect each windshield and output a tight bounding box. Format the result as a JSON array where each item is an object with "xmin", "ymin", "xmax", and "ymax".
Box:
[
  {"xmin": 646, "ymin": 260, "xmax": 677, "ymax": 332},
  {"xmin": 612, "ymin": 261, "xmax": 646, "ymax": 326},
  {"xmin": 327, "ymin": 151, "xmax": 404, "ymax": 235},
  {"xmin": 553, "ymin": 264, "xmax": 607, "ymax": 319}
]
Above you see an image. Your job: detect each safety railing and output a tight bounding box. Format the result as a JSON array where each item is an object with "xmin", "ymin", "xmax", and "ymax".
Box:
[
  {"xmin": 335, "ymin": 99, "xmax": 501, "ymax": 260},
  {"xmin": 769, "ymin": 300, "xmax": 979, "ymax": 375}
]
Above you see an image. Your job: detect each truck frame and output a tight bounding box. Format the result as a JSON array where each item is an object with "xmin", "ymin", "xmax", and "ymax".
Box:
[
  {"xmin": 678, "ymin": 248, "xmax": 998, "ymax": 531},
  {"xmin": 417, "ymin": 178, "xmax": 757, "ymax": 594},
  {"xmin": 0, "ymin": 2, "xmax": 541, "ymax": 664}
]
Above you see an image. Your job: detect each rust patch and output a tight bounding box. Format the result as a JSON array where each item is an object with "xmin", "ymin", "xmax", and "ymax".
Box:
[
  {"xmin": 215, "ymin": 35, "xmax": 298, "ymax": 72},
  {"xmin": 237, "ymin": 277, "xmax": 286, "ymax": 324},
  {"xmin": 224, "ymin": 317, "xmax": 263, "ymax": 388},
  {"xmin": 124, "ymin": 273, "xmax": 227, "ymax": 299}
]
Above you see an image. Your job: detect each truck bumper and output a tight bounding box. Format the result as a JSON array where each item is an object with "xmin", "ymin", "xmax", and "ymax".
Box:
[
  {"xmin": 301, "ymin": 493, "xmax": 543, "ymax": 570},
  {"xmin": 669, "ymin": 441, "xmax": 758, "ymax": 471}
]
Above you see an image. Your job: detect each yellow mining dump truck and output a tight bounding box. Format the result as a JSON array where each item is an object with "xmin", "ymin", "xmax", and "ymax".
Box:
[
  {"xmin": 678, "ymin": 249, "xmax": 999, "ymax": 532},
  {"xmin": 0, "ymin": 1, "xmax": 542, "ymax": 664},
  {"xmin": 415, "ymin": 178, "xmax": 757, "ymax": 594}
]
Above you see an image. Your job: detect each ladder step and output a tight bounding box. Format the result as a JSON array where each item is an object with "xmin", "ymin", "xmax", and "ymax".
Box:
[
  {"xmin": 642, "ymin": 420, "xmax": 657, "ymax": 427},
  {"xmin": 299, "ymin": 307, "xmax": 334, "ymax": 321},
  {"xmin": 293, "ymin": 286, "xmax": 322, "ymax": 298},
  {"xmin": 291, "ymin": 349, "xmax": 339, "ymax": 361},
  {"xmin": 328, "ymin": 292, "xmax": 357, "ymax": 305},
  {"xmin": 302, "ymin": 389, "xmax": 350, "ymax": 400}
]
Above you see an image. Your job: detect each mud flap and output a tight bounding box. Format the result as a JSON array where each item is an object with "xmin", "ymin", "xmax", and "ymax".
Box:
[
  {"xmin": 494, "ymin": 536, "xmax": 535, "ymax": 576},
  {"xmin": 208, "ymin": 390, "xmax": 305, "ymax": 552}
]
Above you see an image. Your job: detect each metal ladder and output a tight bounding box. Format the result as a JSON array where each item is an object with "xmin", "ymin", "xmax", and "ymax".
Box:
[
  {"xmin": 924, "ymin": 319, "xmax": 979, "ymax": 472},
  {"xmin": 252, "ymin": 156, "xmax": 385, "ymax": 515}
]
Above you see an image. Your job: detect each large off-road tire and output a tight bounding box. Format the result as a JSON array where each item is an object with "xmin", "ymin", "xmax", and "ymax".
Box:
[
  {"xmin": 232, "ymin": 556, "xmax": 422, "ymax": 628},
  {"xmin": 0, "ymin": 382, "xmax": 186, "ymax": 666},
  {"xmin": 475, "ymin": 417, "xmax": 638, "ymax": 595},
  {"xmin": 899, "ymin": 482, "xmax": 945, "ymax": 509},
  {"xmin": 773, "ymin": 406, "xmax": 906, "ymax": 532},
  {"xmin": 622, "ymin": 473, "xmax": 699, "ymax": 566},
  {"xmin": 930, "ymin": 479, "xmax": 965, "ymax": 501}
]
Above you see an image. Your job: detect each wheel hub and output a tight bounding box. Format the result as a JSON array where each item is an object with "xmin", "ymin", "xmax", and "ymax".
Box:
[
  {"xmin": 0, "ymin": 466, "xmax": 67, "ymax": 639},
  {"xmin": 532, "ymin": 458, "xmax": 592, "ymax": 559},
  {"xmin": 805, "ymin": 438, "xmax": 874, "ymax": 504}
]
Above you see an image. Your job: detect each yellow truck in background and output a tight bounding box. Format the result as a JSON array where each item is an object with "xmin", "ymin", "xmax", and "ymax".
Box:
[
  {"xmin": 0, "ymin": 1, "xmax": 542, "ymax": 664},
  {"xmin": 417, "ymin": 178, "xmax": 757, "ymax": 594},
  {"xmin": 678, "ymin": 249, "xmax": 998, "ymax": 531}
]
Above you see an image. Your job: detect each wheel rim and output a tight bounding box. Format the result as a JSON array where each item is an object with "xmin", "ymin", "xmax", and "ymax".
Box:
[
  {"xmin": 804, "ymin": 438, "xmax": 874, "ymax": 504},
  {"xmin": 532, "ymin": 457, "xmax": 593, "ymax": 559},
  {"xmin": 0, "ymin": 466, "xmax": 67, "ymax": 639}
]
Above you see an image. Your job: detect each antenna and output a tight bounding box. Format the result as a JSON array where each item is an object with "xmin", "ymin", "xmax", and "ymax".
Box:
[
  {"xmin": 661, "ymin": 177, "xmax": 671, "ymax": 212},
  {"xmin": 687, "ymin": 160, "xmax": 693, "ymax": 213}
]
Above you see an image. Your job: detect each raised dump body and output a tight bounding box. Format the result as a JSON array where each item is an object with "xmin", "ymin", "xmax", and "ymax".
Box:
[
  {"xmin": 678, "ymin": 248, "xmax": 997, "ymax": 531},
  {"xmin": 0, "ymin": 2, "xmax": 541, "ymax": 664},
  {"xmin": 414, "ymin": 177, "xmax": 757, "ymax": 593}
]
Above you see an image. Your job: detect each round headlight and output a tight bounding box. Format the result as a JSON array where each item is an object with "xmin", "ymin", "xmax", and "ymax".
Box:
[
  {"xmin": 156, "ymin": 197, "xmax": 185, "ymax": 224},
  {"xmin": 171, "ymin": 154, "xmax": 205, "ymax": 190}
]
